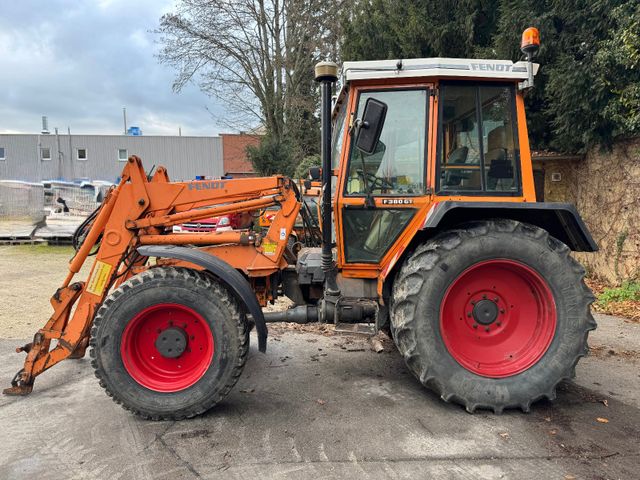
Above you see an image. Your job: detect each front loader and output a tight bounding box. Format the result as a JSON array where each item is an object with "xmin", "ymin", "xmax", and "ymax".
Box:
[{"xmin": 5, "ymin": 28, "xmax": 598, "ymax": 417}]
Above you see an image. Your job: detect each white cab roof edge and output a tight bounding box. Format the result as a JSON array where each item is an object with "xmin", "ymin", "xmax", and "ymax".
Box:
[{"xmin": 341, "ymin": 57, "xmax": 539, "ymax": 82}]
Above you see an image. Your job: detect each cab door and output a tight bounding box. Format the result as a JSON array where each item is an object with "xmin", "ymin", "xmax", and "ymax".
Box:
[{"xmin": 335, "ymin": 83, "xmax": 435, "ymax": 277}]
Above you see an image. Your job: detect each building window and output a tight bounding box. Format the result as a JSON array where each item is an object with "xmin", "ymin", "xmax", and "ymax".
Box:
[
  {"xmin": 41, "ymin": 147, "xmax": 51, "ymax": 161},
  {"xmin": 0, "ymin": 147, "xmax": 5, "ymax": 160},
  {"xmin": 118, "ymin": 148, "xmax": 128, "ymax": 161},
  {"xmin": 77, "ymin": 148, "xmax": 87, "ymax": 161}
]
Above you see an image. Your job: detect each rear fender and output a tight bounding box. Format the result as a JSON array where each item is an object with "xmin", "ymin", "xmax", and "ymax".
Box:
[
  {"xmin": 421, "ymin": 201, "xmax": 597, "ymax": 252},
  {"xmin": 137, "ymin": 245, "xmax": 267, "ymax": 352}
]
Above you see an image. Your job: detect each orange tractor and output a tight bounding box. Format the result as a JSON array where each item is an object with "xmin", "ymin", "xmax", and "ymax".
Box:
[{"xmin": 4, "ymin": 29, "xmax": 597, "ymax": 418}]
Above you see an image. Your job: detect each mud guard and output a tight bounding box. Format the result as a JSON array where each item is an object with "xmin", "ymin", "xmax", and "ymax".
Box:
[
  {"xmin": 422, "ymin": 201, "xmax": 597, "ymax": 252},
  {"xmin": 137, "ymin": 245, "xmax": 268, "ymax": 353}
]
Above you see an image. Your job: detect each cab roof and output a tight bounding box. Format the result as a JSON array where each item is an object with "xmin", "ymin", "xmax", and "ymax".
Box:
[{"xmin": 341, "ymin": 57, "xmax": 538, "ymax": 83}]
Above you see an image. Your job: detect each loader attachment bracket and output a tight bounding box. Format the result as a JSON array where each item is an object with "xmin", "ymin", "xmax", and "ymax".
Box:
[{"xmin": 137, "ymin": 245, "xmax": 268, "ymax": 352}]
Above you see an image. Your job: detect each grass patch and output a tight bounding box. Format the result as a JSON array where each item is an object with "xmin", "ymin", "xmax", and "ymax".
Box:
[
  {"xmin": 1, "ymin": 244, "xmax": 75, "ymax": 256},
  {"xmin": 598, "ymin": 281, "xmax": 640, "ymax": 304},
  {"xmin": 588, "ymin": 278, "xmax": 640, "ymax": 322}
]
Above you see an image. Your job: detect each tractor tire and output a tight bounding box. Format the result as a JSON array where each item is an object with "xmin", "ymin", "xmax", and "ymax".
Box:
[
  {"xmin": 390, "ymin": 219, "xmax": 596, "ymax": 413},
  {"xmin": 90, "ymin": 267, "xmax": 249, "ymax": 420}
]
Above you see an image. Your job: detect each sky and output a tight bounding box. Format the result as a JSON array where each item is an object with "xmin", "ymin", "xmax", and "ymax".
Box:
[{"xmin": 0, "ymin": 0, "xmax": 227, "ymax": 136}]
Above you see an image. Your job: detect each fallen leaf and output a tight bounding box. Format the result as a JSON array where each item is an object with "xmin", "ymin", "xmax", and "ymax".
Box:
[
  {"xmin": 544, "ymin": 416, "xmax": 552, "ymax": 422},
  {"xmin": 239, "ymin": 388, "xmax": 255, "ymax": 394},
  {"xmin": 316, "ymin": 399, "xmax": 326, "ymax": 405},
  {"xmin": 564, "ymin": 475, "xmax": 576, "ymax": 480},
  {"xmin": 549, "ymin": 429, "xmax": 557, "ymax": 435},
  {"xmin": 499, "ymin": 432, "xmax": 509, "ymax": 439},
  {"xmin": 370, "ymin": 338, "xmax": 384, "ymax": 353},
  {"xmin": 601, "ymin": 399, "xmax": 609, "ymax": 407},
  {"xmin": 596, "ymin": 417, "xmax": 609, "ymax": 423}
]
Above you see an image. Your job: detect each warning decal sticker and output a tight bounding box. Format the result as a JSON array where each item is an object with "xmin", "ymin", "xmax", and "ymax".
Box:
[
  {"xmin": 262, "ymin": 241, "xmax": 277, "ymax": 256},
  {"xmin": 86, "ymin": 261, "xmax": 113, "ymax": 296}
]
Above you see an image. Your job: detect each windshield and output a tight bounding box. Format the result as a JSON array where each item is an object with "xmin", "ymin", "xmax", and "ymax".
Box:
[{"xmin": 346, "ymin": 89, "xmax": 427, "ymax": 196}]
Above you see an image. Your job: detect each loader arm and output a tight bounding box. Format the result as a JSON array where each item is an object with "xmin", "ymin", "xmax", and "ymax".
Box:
[{"xmin": 4, "ymin": 156, "xmax": 300, "ymax": 396}]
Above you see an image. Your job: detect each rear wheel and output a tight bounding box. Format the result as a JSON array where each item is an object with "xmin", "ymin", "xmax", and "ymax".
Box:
[
  {"xmin": 90, "ymin": 267, "xmax": 249, "ymax": 420},
  {"xmin": 390, "ymin": 220, "xmax": 596, "ymax": 413}
]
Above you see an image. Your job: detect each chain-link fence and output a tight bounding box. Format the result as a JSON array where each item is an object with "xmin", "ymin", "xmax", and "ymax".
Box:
[
  {"xmin": 43, "ymin": 181, "xmax": 112, "ymax": 216},
  {"xmin": 0, "ymin": 181, "xmax": 46, "ymax": 221}
]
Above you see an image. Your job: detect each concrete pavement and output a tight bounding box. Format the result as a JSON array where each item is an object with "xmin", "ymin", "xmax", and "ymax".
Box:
[{"xmin": 0, "ymin": 313, "xmax": 638, "ymax": 479}]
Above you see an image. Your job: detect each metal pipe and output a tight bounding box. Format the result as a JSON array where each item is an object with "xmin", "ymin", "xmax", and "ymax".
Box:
[
  {"xmin": 139, "ymin": 232, "xmax": 254, "ymax": 245},
  {"xmin": 263, "ymin": 305, "xmax": 318, "ymax": 323},
  {"xmin": 314, "ymin": 61, "xmax": 340, "ymax": 295},
  {"xmin": 128, "ymin": 196, "xmax": 276, "ymax": 229}
]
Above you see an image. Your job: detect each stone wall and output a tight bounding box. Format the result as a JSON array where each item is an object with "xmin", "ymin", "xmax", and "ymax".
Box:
[{"xmin": 535, "ymin": 137, "xmax": 640, "ymax": 284}]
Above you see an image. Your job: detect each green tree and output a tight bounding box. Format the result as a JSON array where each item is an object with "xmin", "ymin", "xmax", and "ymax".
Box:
[
  {"xmin": 246, "ymin": 135, "xmax": 294, "ymax": 177},
  {"xmin": 342, "ymin": 0, "xmax": 500, "ymax": 61},
  {"xmin": 341, "ymin": 0, "xmax": 638, "ymax": 153},
  {"xmin": 294, "ymin": 154, "xmax": 321, "ymax": 179},
  {"xmin": 595, "ymin": 2, "xmax": 640, "ymax": 135}
]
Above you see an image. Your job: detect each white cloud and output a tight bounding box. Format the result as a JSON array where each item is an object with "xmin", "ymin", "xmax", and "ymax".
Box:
[{"xmin": 0, "ymin": 0, "xmax": 229, "ymax": 136}]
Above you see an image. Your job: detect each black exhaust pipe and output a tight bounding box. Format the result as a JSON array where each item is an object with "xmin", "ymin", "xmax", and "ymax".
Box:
[{"xmin": 314, "ymin": 61, "xmax": 340, "ymax": 296}]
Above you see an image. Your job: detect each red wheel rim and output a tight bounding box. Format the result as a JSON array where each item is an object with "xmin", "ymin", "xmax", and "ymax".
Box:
[
  {"xmin": 120, "ymin": 303, "xmax": 214, "ymax": 392},
  {"xmin": 440, "ymin": 260, "xmax": 556, "ymax": 378}
]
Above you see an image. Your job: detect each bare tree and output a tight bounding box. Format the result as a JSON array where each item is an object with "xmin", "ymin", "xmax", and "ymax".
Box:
[{"xmin": 156, "ymin": 0, "xmax": 341, "ymax": 149}]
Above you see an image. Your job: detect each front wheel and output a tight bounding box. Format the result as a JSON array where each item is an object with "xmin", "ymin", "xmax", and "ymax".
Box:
[
  {"xmin": 390, "ymin": 220, "xmax": 596, "ymax": 413},
  {"xmin": 90, "ymin": 267, "xmax": 249, "ymax": 420}
]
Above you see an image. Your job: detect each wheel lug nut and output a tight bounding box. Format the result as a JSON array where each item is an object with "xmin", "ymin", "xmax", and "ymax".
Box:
[
  {"xmin": 472, "ymin": 323, "xmax": 478, "ymax": 329},
  {"xmin": 467, "ymin": 312, "xmax": 472, "ymax": 317},
  {"xmin": 494, "ymin": 297, "xmax": 499, "ymax": 302},
  {"xmin": 482, "ymin": 294, "xmax": 487, "ymax": 299},
  {"xmin": 500, "ymin": 309, "xmax": 505, "ymax": 314},
  {"xmin": 471, "ymin": 301, "xmax": 476, "ymax": 305},
  {"xmin": 496, "ymin": 321, "xmax": 502, "ymax": 326},
  {"xmin": 485, "ymin": 327, "xmax": 490, "ymax": 332}
]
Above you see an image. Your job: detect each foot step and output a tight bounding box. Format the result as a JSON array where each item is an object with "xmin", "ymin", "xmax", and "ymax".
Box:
[{"xmin": 334, "ymin": 323, "xmax": 376, "ymax": 336}]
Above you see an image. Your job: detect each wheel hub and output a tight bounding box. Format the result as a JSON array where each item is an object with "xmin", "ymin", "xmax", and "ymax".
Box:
[
  {"xmin": 155, "ymin": 327, "xmax": 188, "ymax": 358},
  {"xmin": 472, "ymin": 299, "xmax": 499, "ymax": 325},
  {"xmin": 120, "ymin": 303, "xmax": 215, "ymax": 392},
  {"xmin": 440, "ymin": 259, "xmax": 557, "ymax": 378}
]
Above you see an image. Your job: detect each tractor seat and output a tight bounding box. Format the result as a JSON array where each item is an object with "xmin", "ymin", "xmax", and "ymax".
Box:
[{"xmin": 443, "ymin": 146, "xmax": 470, "ymax": 187}]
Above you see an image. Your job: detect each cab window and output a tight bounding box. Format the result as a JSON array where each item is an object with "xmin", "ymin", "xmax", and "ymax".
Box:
[
  {"xmin": 346, "ymin": 89, "xmax": 427, "ymax": 196},
  {"xmin": 438, "ymin": 83, "xmax": 520, "ymax": 194},
  {"xmin": 332, "ymin": 100, "xmax": 348, "ymax": 169}
]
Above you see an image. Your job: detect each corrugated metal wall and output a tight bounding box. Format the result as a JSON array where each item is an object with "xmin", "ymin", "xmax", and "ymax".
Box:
[{"xmin": 0, "ymin": 134, "xmax": 224, "ymax": 182}]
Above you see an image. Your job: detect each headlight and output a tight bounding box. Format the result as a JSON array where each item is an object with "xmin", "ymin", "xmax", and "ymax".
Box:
[
  {"xmin": 217, "ymin": 217, "xmax": 230, "ymax": 226},
  {"xmin": 172, "ymin": 225, "xmax": 183, "ymax": 233}
]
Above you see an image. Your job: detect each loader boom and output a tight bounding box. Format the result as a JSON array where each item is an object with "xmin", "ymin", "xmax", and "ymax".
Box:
[{"xmin": 4, "ymin": 156, "xmax": 300, "ymax": 395}]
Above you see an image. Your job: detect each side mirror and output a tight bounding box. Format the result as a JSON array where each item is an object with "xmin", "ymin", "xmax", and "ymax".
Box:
[
  {"xmin": 309, "ymin": 166, "xmax": 321, "ymax": 181},
  {"xmin": 354, "ymin": 98, "xmax": 388, "ymax": 155}
]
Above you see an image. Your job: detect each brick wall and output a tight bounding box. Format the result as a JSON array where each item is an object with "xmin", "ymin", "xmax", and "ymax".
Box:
[{"xmin": 221, "ymin": 133, "xmax": 261, "ymax": 177}]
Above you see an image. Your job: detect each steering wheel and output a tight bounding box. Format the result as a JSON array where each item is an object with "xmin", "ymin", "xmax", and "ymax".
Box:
[{"xmin": 357, "ymin": 169, "xmax": 394, "ymax": 192}]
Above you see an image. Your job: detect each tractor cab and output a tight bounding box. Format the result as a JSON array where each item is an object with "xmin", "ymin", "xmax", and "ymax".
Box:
[{"xmin": 327, "ymin": 57, "xmax": 539, "ymax": 279}]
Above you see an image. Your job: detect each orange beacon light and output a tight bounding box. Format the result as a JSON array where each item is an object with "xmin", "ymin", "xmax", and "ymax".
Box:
[{"xmin": 521, "ymin": 27, "xmax": 540, "ymax": 57}]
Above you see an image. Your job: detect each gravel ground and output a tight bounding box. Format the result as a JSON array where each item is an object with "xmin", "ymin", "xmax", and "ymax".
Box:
[
  {"xmin": 0, "ymin": 245, "xmax": 94, "ymax": 338},
  {"xmin": 0, "ymin": 245, "xmax": 639, "ymax": 479}
]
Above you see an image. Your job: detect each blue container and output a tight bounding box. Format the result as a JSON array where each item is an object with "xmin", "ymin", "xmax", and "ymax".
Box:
[{"xmin": 127, "ymin": 126, "xmax": 142, "ymax": 136}]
